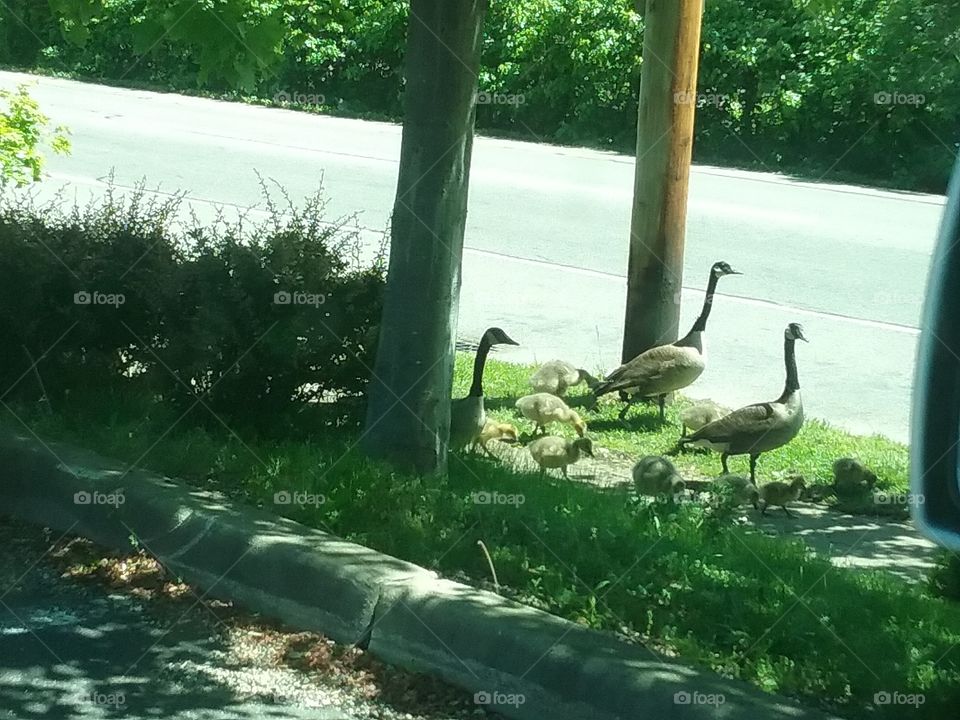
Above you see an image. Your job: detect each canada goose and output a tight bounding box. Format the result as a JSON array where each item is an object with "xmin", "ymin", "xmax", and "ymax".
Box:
[
  {"xmin": 528, "ymin": 435, "xmax": 594, "ymax": 479},
  {"xmin": 758, "ymin": 475, "xmax": 806, "ymax": 517},
  {"xmin": 515, "ymin": 393, "xmax": 587, "ymax": 437},
  {"xmin": 472, "ymin": 419, "xmax": 519, "ymax": 458},
  {"xmin": 832, "ymin": 458, "xmax": 878, "ymax": 499},
  {"xmin": 591, "ymin": 261, "xmax": 740, "ymax": 422},
  {"xmin": 680, "ymin": 322, "xmax": 807, "ymax": 482},
  {"xmin": 712, "ymin": 474, "xmax": 760, "ymax": 508},
  {"xmin": 632, "ymin": 455, "xmax": 686, "ymax": 499},
  {"xmin": 529, "ymin": 360, "xmax": 600, "ymax": 396},
  {"xmin": 680, "ymin": 400, "xmax": 730, "ymax": 437},
  {"xmin": 449, "ymin": 327, "xmax": 518, "ymax": 449}
]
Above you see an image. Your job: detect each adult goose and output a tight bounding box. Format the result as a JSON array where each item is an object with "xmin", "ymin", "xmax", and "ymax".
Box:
[
  {"xmin": 591, "ymin": 261, "xmax": 740, "ymax": 421},
  {"xmin": 449, "ymin": 327, "xmax": 518, "ymax": 450},
  {"xmin": 680, "ymin": 322, "xmax": 807, "ymax": 482}
]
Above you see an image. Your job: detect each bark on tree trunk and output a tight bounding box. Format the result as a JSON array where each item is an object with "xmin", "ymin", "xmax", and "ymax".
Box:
[
  {"xmin": 621, "ymin": 0, "xmax": 704, "ymax": 363},
  {"xmin": 362, "ymin": 0, "xmax": 488, "ymax": 475}
]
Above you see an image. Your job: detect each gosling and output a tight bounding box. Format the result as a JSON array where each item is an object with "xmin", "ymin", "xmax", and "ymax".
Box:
[
  {"xmin": 712, "ymin": 474, "xmax": 759, "ymax": 508},
  {"xmin": 528, "ymin": 436, "xmax": 594, "ymax": 479},
  {"xmin": 758, "ymin": 475, "xmax": 806, "ymax": 517},
  {"xmin": 529, "ymin": 360, "xmax": 600, "ymax": 396},
  {"xmin": 515, "ymin": 393, "xmax": 587, "ymax": 437},
  {"xmin": 832, "ymin": 458, "xmax": 878, "ymax": 499},
  {"xmin": 680, "ymin": 400, "xmax": 730, "ymax": 437},
  {"xmin": 632, "ymin": 455, "xmax": 686, "ymax": 500},
  {"xmin": 472, "ymin": 420, "xmax": 519, "ymax": 458}
]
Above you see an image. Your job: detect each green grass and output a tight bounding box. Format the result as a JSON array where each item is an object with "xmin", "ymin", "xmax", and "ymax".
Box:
[{"xmin": 5, "ymin": 355, "xmax": 955, "ymax": 720}]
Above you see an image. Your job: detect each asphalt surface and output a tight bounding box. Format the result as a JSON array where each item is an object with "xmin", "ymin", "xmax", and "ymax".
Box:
[
  {"xmin": 0, "ymin": 519, "xmax": 488, "ymax": 720},
  {"xmin": 0, "ymin": 71, "xmax": 946, "ymax": 442}
]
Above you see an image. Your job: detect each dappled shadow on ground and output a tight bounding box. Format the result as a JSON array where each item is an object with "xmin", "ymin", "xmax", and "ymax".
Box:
[
  {"xmin": 0, "ymin": 575, "xmax": 327, "ymax": 720},
  {"xmin": 752, "ymin": 504, "xmax": 939, "ymax": 583}
]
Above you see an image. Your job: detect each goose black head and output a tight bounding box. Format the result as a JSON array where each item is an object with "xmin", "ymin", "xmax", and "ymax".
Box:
[
  {"xmin": 711, "ymin": 261, "xmax": 741, "ymax": 277},
  {"xmin": 482, "ymin": 327, "xmax": 519, "ymax": 346},
  {"xmin": 785, "ymin": 323, "xmax": 808, "ymax": 342}
]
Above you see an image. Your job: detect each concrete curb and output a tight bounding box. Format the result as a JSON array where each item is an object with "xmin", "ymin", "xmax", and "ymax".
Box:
[{"xmin": 0, "ymin": 428, "xmax": 840, "ymax": 720}]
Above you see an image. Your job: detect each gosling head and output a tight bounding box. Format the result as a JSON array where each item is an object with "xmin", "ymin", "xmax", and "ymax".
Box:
[
  {"xmin": 789, "ymin": 474, "xmax": 807, "ymax": 492},
  {"xmin": 785, "ymin": 322, "xmax": 808, "ymax": 343},
  {"xmin": 482, "ymin": 327, "xmax": 519, "ymax": 347},
  {"xmin": 711, "ymin": 260, "xmax": 742, "ymax": 278},
  {"xmin": 497, "ymin": 423, "xmax": 519, "ymax": 444},
  {"xmin": 572, "ymin": 436, "xmax": 594, "ymax": 458},
  {"xmin": 571, "ymin": 413, "xmax": 587, "ymax": 438}
]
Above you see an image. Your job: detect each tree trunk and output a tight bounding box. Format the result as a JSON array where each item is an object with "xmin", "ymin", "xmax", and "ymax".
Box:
[
  {"xmin": 621, "ymin": 0, "xmax": 704, "ymax": 363},
  {"xmin": 362, "ymin": 0, "xmax": 488, "ymax": 475}
]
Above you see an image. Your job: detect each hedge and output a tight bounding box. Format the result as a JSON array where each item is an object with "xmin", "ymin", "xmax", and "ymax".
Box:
[{"xmin": 0, "ymin": 182, "xmax": 385, "ymax": 431}]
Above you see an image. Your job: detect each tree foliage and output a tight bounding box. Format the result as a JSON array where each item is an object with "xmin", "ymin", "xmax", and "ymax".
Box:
[
  {"xmin": 4, "ymin": 0, "xmax": 957, "ymax": 190},
  {"xmin": 0, "ymin": 85, "xmax": 70, "ymax": 187}
]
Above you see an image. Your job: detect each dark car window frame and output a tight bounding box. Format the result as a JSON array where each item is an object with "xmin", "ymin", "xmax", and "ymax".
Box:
[{"xmin": 912, "ymin": 157, "xmax": 960, "ymax": 548}]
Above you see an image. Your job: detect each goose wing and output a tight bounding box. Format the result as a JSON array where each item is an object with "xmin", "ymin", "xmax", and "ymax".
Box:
[
  {"xmin": 596, "ymin": 344, "xmax": 702, "ymax": 395},
  {"xmin": 686, "ymin": 402, "xmax": 786, "ymax": 448}
]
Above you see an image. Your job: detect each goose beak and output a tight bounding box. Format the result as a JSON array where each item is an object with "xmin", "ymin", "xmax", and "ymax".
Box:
[{"xmin": 727, "ymin": 268, "xmax": 743, "ymax": 275}]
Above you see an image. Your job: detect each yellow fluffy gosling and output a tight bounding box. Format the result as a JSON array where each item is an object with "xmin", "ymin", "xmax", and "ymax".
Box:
[
  {"xmin": 472, "ymin": 420, "xmax": 519, "ymax": 458},
  {"xmin": 515, "ymin": 393, "xmax": 586, "ymax": 437},
  {"xmin": 680, "ymin": 400, "xmax": 730, "ymax": 436},
  {"xmin": 528, "ymin": 436, "xmax": 594, "ymax": 479},
  {"xmin": 529, "ymin": 360, "xmax": 600, "ymax": 396}
]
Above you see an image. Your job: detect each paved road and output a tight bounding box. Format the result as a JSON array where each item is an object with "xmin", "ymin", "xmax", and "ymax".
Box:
[
  {"xmin": 0, "ymin": 518, "xmax": 486, "ymax": 720},
  {"xmin": 1, "ymin": 72, "xmax": 945, "ymax": 442},
  {"xmin": 0, "ymin": 528, "xmax": 346, "ymax": 719}
]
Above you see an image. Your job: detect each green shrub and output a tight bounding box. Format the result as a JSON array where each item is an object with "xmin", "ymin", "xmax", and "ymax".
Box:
[
  {"xmin": 929, "ymin": 551, "xmax": 960, "ymax": 602},
  {"xmin": 0, "ymin": 182, "xmax": 385, "ymax": 429}
]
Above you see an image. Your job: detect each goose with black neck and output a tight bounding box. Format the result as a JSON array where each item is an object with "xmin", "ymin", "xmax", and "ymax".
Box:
[
  {"xmin": 680, "ymin": 322, "xmax": 807, "ymax": 482},
  {"xmin": 450, "ymin": 327, "xmax": 518, "ymax": 450},
  {"xmin": 591, "ymin": 261, "xmax": 741, "ymax": 423}
]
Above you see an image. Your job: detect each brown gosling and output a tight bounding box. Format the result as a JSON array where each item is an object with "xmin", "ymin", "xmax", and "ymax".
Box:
[
  {"xmin": 632, "ymin": 455, "xmax": 686, "ymax": 500},
  {"xmin": 515, "ymin": 393, "xmax": 587, "ymax": 437},
  {"xmin": 528, "ymin": 436, "xmax": 594, "ymax": 479},
  {"xmin": 472, "ymin": 420, "xmax": 519, "ymax": 458},
  {"xmin": 832, "ymin": 458, "xmax": 878, "ymax": 499},
  {"xmin": 713, "ymin": 474, "xmax": 760, "ymax": 508},
  {"xmin": 758, "ymin": 475, "xmax": 806, "ymax": 517}
]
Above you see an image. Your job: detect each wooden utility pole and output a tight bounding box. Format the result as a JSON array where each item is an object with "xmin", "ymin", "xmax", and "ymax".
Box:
[
  {"xmin": 621, "ymin": 0, "xmax": 704, "ymax": 363},
  {"xmin": 362, "ymin": 0, "xmax": 488, "ymax": 475}
]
